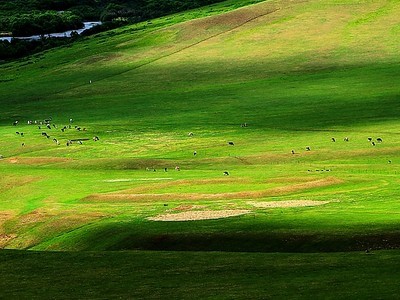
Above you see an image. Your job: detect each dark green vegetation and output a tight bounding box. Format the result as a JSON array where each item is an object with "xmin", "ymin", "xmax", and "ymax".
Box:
[
  {"xmin": 1, "ymin": 0, "xmax": 400, "ymax": 297},
  {"xmin": 2, "ymin": 249, "xmax": 400, "ymax": 299}
]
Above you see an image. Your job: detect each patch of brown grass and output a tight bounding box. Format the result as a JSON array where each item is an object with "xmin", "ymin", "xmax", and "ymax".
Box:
[
  {"xmin": 0, "ymin": 175, "xmax": 41, "ymax": 193},
  {"xmin": 120, "ymin": 177, "xmax": 250, "ymax": 194},
  {"xmin": 171, "ymin": 204, "xmax": 206, "ymax": 211},
  {"xmin": 0, "ymin": 233, "xmax": 17, "ymax": 248},
  {"xmin": 6, "ymin": 157, "xmax": 71, "ymax": 165},
  {"xmin": 84, "ymin": 177, "xmax": 343, "ymax": 202}
]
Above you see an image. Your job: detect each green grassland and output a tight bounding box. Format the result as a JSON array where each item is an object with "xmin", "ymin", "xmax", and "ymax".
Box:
[{"xmin": 1, "ymin": 0, "xmax": 400, "ymax": 297}]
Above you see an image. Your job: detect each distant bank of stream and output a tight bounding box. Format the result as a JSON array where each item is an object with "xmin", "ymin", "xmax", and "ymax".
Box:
[{"xmin": 0, "ymin": 21, "xmax": 102, "ymax": 42}]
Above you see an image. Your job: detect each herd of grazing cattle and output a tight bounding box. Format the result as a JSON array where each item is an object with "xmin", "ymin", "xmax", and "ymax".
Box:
[
  {"xmin": 10, "ymin": 117, "xmax": 100, "ymax": 149},
  {"xmin": 4, "ymin": 119, "xmax": 389, "ymax": 175}
]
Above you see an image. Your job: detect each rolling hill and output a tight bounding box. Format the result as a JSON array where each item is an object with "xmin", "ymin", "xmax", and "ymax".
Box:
[{"xmin": 1, "ymin": 0, "xmax": 400, "ymax": 297}]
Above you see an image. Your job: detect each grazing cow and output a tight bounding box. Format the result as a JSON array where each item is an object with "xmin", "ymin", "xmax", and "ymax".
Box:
[
  {"xmin": 371, "ymin": 141, "xmax": 376, "ymax": 146},
  {"xmin": 61, "ymin": 128, "xmax": 65, "ymax": 132},
  {"xmin": 66, "ymin": 141, "xmax": 70, "ymax": 146},
  {"xmin": 228, "ymin": 141, "xmax": 235, "ymax": 145},
  {"xmin": 388, "ymin": 160, "xmax": 392, "ymax": 164},
  {"xmin": 20, "ymin": 132, "xmax": 24, "ymax": 136},
  {"xmin": 52, "ymin": 124, "xmax": 56, "ymax": 128},
  {"xmin": 377, "ymin": 138, "xmax": 383, "ymax": 143},
  {"xmin": 38, "ymin": 126, "xmax": 41, "ymax": 130},
  {"xmin": 21, "ymin": 143, "xmax": 25, "ymax": 147},
  {"xmin": 331, "ymin": 137, "xmax": 336, "ymax": 142},
  {"xmin": 164, "ymin": 168, "xmax": 168, "ymax": 172},
  {"xmin": 13, "ymin": 121, "xmax": 18, "ymax": 126},
  {"xmin": 306, "ymin": 146, "xmax": 310, "ymax": 151},
  {"xmin": 93, "ymin": 136, "xmax": 99, "ymax": 141},
  {"xmin": 69, "ymin": 118, "xmax": 73, "ymax": 123},
  {"xmin": 16, "ymin": 132, "xmax": 20, "ymax": 135},
  {"xmin": 0, "ymin": 155, "xmax": 3, "ymax": 159},
  {"xmin": 223, "ymin": 171, "xmax": 229, "ymax": 176},
  {"xmin": 78, "ymin": 140, "xmax": 83, "ymax": 145},
  {"xmin": 291, "ymin": 150, "xmax": 295, "ymax": 154},
  {"xmin": 367, "ymin": 137, "xmax": 372, "ymax": 141},
  {"xmin": 193, "ymin": 151, "xmax": 197, "ymax": 156},
  {"xmin": 175, "ymin": 166, "xmax": 180, "ymax": 171},
  {"xmin": 188, "ymin": 132, "xmax": 193, "ymax": 136},
  {"xmin": 344, "ymin": 137, "xmax": 349, "ymax": 142},
  {"xmin": 46, "ymin": 124, "xmax": 51, "ymax": 130}
]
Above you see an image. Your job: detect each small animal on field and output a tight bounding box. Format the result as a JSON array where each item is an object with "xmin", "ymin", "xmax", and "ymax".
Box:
[
  {"xmin": 344, "ymin": 137, "xmax": 349, "ymax": 142},
  {"xmin": 291, "ymin": 150, "xmax": 295, "ymax": 154},
  {"xmin": 13, "ymin": 121, "xmax": 18, "ymax": 126},
  {"xmin": 193, "ymin": 151, "xmax": 197, "ymax": 156},
  {"xmin": 223, "ymin": 171, "xmax": 229, "ymax": 176},
  {"xmin": 175, "ymin": 166, "xmax": 180, "ymax": 171},
  {"xmin": 371, "ymin": 141, "xmax": 376, "ymax": 146},
  {"xmin": 377, "ymin": 138, "xmax": 383, "ymax": 143},
  {"xmin": 228, "ymin": 141, "xmax": 234, "ymax": 145},
  {"xmin": 331, "ymin": 137, "xmax": 336, "ymax": 142},
  {"xmin": 368, "ymin": 137, "xmax": 372, "ymax": 141},
  {"xmin": 306, "ymin": 146, "xmax": 310, "ymax": 151},
  {"xmin": 188, "ymin": 132, "xmax": 193, "ymax": 136}
]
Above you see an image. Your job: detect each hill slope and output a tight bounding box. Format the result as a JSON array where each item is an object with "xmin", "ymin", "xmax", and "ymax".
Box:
[{"xmin": 0, "ymin": 0, "xmax": 400, "ymax": 252}]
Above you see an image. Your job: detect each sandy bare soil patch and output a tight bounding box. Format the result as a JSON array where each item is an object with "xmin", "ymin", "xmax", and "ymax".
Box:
[
  {"xmin": 148, "ymin": 209, "xmax": 250, "ymax": 221},
  {"xmin": 248, "ymin": 200, "xmax": 332, "ymax": 208}
]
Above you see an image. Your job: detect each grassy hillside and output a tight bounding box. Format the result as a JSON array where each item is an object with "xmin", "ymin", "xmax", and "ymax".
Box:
[{"xmin": 1, "ymin": 0, "xmax": 400, "ymax": 256}]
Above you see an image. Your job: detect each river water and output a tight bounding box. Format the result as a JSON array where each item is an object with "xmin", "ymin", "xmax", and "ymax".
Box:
[{"xmin": 0, "ymin": 21, "xmax": 102, "ymax": 42}]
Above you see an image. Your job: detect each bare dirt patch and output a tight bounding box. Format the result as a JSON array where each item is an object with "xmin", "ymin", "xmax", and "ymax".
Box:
[
  {"xmin": 248, "ymin": 200, "xmax": 332, "ymax": 208},
  {"xmin": 148, "ymin": 209, "xmax": 250, "ymax": 221}
]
